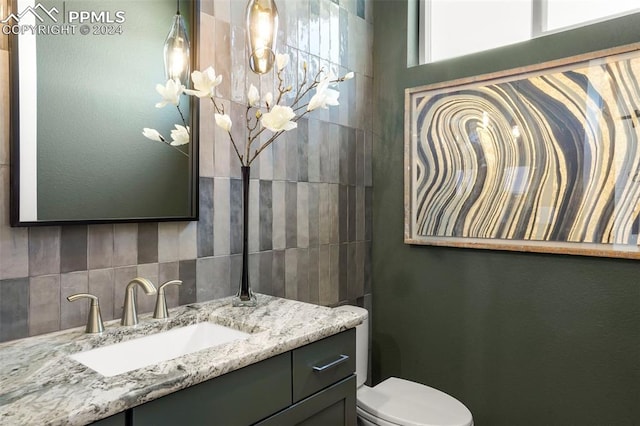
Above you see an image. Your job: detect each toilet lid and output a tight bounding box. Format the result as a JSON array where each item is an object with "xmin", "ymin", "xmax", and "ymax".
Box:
[{"xmin": 357, "ymin": 377, "xmax": 473, "ymax": 426}]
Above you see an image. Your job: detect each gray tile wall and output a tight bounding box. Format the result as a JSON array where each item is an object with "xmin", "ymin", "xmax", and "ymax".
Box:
[{"xmin": 0, "ymin": 0, "xmax": 373, "ymax": 342}]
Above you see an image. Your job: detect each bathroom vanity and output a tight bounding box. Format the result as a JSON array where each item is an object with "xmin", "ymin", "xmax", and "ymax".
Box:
[{"xmin": 0, "ymin": 295, "xmax": 364, "ymax": 425}]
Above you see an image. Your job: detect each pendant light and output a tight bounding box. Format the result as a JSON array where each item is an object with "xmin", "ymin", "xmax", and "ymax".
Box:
[
  {"xmin": 246, "ymin": 0, "xmax": 279, "ymax": 74},
  {"xmin": 164, "ymin": 0, "xmax": 190, "ymax": 86}
]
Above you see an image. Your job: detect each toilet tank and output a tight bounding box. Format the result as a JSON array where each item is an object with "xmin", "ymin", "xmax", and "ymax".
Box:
[{"xmin": 335, "ymin": 305, "xmax": 368, "ymax": 387}]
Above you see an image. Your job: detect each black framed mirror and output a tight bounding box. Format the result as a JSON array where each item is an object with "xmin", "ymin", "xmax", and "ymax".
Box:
[{"xmin": 9, "ymin": 0, "xmax": 199, "ymax": 226}]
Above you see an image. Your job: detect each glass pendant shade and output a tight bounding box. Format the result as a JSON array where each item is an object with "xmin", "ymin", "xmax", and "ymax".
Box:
[
  {"xmin": 246, "ymin": 0, "xmax": 279, "ymax": 74},
  {"xmin": 164, "ymin": 12, "xmax": 190, "ymax": 86}
]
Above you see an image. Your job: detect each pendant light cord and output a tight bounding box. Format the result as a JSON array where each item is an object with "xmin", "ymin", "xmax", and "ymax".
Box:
[{"xmin": 176, "ymin": 0, "xmax": 180, "ymax": 15}]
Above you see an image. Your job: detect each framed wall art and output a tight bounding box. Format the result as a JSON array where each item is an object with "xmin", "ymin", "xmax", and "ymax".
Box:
[{"xmin": 405, "ymin": 43, "xmax": 640, "ymax": 259}]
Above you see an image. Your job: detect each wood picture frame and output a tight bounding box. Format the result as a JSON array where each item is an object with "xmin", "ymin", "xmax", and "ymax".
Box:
[{"xmin": 405, "ymin": 43, "xmax": 640, "ymax": 259}]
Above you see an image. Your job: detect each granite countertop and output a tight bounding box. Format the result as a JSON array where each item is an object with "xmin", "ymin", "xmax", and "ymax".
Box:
[{"xmin": 0, "ymin": 294, "xmax": 365, "ymax": 426}]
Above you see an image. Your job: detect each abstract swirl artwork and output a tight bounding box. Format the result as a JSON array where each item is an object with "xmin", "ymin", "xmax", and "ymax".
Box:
[{"xmin": 405, "ymin": 44, "xmax": 640, "ymax": 258}]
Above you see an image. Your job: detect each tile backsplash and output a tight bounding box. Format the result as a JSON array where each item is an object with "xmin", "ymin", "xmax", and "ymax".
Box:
[{"xmin": 0, "ymin": 0, "xmax": 373, "ymax": 342}]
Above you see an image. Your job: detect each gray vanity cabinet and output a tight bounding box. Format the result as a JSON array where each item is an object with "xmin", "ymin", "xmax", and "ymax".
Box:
[
  {"xmin": 124, "ymin": 329, "xmax": 356, "ymax": 426},
  {"xmin": 131, "ymin": 353, "xmax": 292, "ymax": 425}
]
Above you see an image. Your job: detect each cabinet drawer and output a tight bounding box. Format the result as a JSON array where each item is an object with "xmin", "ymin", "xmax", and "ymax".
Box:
[
  {"xmin": 256, "ymin": 375, "xmax": 357, "ymax": 426},
  {"xmin": 292, "ymin": 329, "xmax": 356, "ymax": 402}
]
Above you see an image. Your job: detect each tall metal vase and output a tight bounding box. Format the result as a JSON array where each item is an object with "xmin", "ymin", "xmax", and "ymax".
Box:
[{"xmin": 232, "ymin": 166, "xmax": 258, "ymax": 307}]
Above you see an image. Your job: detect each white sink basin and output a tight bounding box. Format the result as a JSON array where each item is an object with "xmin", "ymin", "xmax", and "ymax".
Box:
[{"xmin": 70, "ymin": 322, "xmax": 250, "ymax": 377}]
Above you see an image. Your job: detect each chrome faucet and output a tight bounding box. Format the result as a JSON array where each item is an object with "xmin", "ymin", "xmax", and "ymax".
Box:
[
  {"xmin": 153, "ymin": 280, "xmax": 183, "ymax": 319},
  {"xmin": 121, "ymin": 278, "xmax": 157, "ymax": 326},
  {"xmin": 67, "ymin": 293, "xmax": 105, "ymax": 334}
]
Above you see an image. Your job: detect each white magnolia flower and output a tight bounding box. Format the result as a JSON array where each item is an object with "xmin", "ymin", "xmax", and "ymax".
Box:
[
  {"xmin": 247, "ymin": 84, "xmax": 260, "ymax": 107},
  {"xmin": 155, "ymin": 79, "xmax": 184, "ymax": 108},
  {"xmin": 261, "ymin": 105, "xmax": 297, "ymax": 132},
  {"xmin": 276, "ymin": 53, "xmax": 290, "ymax": 71},
  {"xmin": 343, "ymin": 71, "xmax": 354, "ymax": 80},
  {"xmin": 184, "ymin": 67, "xmax": 223, "ymax": 98},
  {"xmin": 215, "ymin": 113, "xmax": 232, "ymax": 132},
  {"xmin": 263, "ymin": 92, "xmax": 273, "ymax": 109},
  {"xmin": 170, "ymin": 125, "xmax": 190, "ymax": 146},
  {"xmin": 307, "ymin": 77, "xmax": 340, "ymax": 111},
  {"xmin": 142, "ymin": 128, "xmax": 165, "ymax": 142}
]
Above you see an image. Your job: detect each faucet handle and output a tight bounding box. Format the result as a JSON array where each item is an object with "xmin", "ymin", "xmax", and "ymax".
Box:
[
  {"xmin": 66, "ymin": 293, "xmax": 105, "ymax": 334},
  {"xmin": 153, "ymin": 280, "xmax": 183, "ymax": 320}
]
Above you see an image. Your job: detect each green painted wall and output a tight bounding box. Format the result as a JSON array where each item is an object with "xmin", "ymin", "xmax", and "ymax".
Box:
[{"xmin": 372, "ymin": 2, "xmax": 640, "ymax": 425}]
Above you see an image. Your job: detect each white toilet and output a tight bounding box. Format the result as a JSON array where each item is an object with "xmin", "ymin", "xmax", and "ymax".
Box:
[{"xmin": 336, "ymin": 305, "xmax": 474, "ymax": 426}]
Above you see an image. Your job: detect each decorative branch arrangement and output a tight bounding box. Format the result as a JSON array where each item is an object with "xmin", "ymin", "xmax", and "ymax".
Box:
[
  {"xmin": 142, "ymin": 79, "xmax": 191, "ymax": 157},
  {"xmin": 143, "ymin": 52, "xmax": 354, "ymax": 307},
  {"xmin": 144, "ymin": 53, "xmax": 353, "ymax": 163}
]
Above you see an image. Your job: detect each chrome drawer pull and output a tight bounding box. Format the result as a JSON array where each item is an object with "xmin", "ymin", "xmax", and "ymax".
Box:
[{"xmin": 312, "ymin": 354, "xmax": 350, "ymax": 372}]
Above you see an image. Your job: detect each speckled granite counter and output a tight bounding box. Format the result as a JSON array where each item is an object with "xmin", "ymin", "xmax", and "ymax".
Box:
[{"xmin": 0, "ymin": 295, "xmax": 365, "ymax": 426}]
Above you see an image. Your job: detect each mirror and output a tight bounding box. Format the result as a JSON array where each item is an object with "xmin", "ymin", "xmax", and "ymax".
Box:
[{"xmin": 9, "ymin": 0, "xmax": 199, "ymax": 225}]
